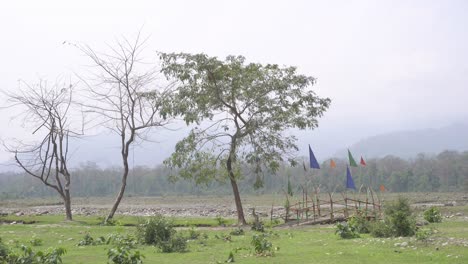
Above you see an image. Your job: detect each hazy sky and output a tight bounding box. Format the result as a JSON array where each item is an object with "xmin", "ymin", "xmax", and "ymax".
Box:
[{"xmin": 1, "ymin": 0, "xmax": 467, "ymax": 163}]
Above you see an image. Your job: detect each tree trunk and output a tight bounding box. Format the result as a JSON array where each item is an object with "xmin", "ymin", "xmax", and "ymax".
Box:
[
  {"xmin": 63, "ymin": 189, "xmax": 72, "ymax": 221},
  {"xmin": 226, "ymin": 153, "xmax": 247, "ymax": 225},
  {"xmin": 106, "ymin": 163, "xmax": 128, "ymax": 222},
  {"xmin": 229, "ymin": 176, "xmax": 247, "ymax": 225},
  {"xmin": 106, "ymin": 150, "xmax": 130, "ymax": 222}
]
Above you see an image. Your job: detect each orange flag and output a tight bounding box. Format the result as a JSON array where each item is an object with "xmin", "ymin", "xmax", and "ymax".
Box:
[
  {"xmin": 330, "ymin": 159, "xmax": 336, "ymax": 168},
  {"xmin": 379, "ymin": 184, "xmax": 385, "ymax": 192}
]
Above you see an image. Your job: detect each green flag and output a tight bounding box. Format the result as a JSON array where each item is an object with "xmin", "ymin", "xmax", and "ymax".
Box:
[{"xmin": 348, "ymin": 149, "xmax": 358, "ymax": 167}]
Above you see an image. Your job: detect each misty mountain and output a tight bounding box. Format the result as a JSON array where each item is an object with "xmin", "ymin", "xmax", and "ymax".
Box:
[{"xmin": 341, "ymin": 123, "xmax": 468, "ymax": 159}]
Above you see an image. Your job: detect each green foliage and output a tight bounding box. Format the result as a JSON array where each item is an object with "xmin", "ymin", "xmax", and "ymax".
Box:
[
  {"xmin": 369, "ymin": 197, "xmax": 416, "ymax": 238},
  {"xmin": 77, "ymin": 233, "xmax": 105, "ymax": 246},
  {"xmin": 251, "ymin": 233, "xmax": 274, "ymax": 256},
  {"xmin": 335, "ymin": 222, "xmax": 360, "ymax": 239},
  {"xmin": 423, "ymin": 207, "xmax": 442, "ymax": 223},
  {"xmin": 187, "ymin": 227, "xmax": 201, "ymax": 240},
  {"xmin": 369, "ymin": 221, "xmax": 393, "ymax": 238},
  {"xmin": 6, "ymin": 245, "xmax": 66, "ymax": 264},
  {"xmin": 158, "ymin": 235, "xmax": 187, "ymax": 253},
  {"xmin": 0, "ymin": 238, "xmax": 10, "ymax": 259},
  {"xmin": 29, "ymin": 236, "xmax": 43, "ymax": 247},
  {"xmin": 136, "ymin": 215, "xmax": 187, "ymax": 253},
  {"xmin": 348, "ymin": 211, "xmax": 371, "ymax": 234},
  {"xmin": 215, "ymin": 216, "xmax": 227, "ymax": 227},
  {"xmin": 230, "ymin": 228, "xmax": 245, "ymax": 236},
  {"xmin": 107, "ymin": 246, "xmax": 144, "ymax": 264},
  {"xmin": 251, "ymin": 219, "xmax": 265, "ymax": 233},
  {"xmin": 136, "ymin": 215, "xmax": 175, "ymax": 246},
  {"xmin": 384, "ymin": 197, "xmax": 416, "ymax": 237},
  {"xmin": 106, "ymin": 234, "xmax": 138, "ymax": 249},
  {"xmin": 415, "ymin": 228, "xmax": 434, "ymax": 243},
  {"xmin": 161, "ymin": 52, "xmax": 331, "ymax": 191}
]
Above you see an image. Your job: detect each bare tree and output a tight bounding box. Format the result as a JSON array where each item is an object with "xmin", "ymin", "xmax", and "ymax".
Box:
[
  {"xmin": 5, "ymin": 80, "xmax": 79, "ymax": 220},
  {"xmin": 76, "ymin": 34, "xmax": 174, "ymax": 222}
]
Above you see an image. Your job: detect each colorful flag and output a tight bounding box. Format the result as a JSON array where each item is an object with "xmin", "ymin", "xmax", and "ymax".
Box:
[
  {"xmin": 330, "ymin": 159, "xmax": 337, "ymax": 168},
  {"xmin": 379, "ymin": 184, "xmax": 385, "ymax": 192},
  {"xmin": 309, "ymin": 145, "xmax": 320, "ymax": 169},
  {"xmin": 348, "ymin": 149, "xmax": 358, "ymax": 167},
  {"xmin": 346, "ymin": 166, "xmax": 356, "ymax": 190},
  {"xmin": 287, "ymin": 175, "xmax": 293, "ymax": 196},
  {"xmin": 360, "ymin": 156, "xmax": 367, "ymax": 166}
]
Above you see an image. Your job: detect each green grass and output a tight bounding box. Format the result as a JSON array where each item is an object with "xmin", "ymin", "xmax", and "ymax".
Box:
[{"xmin": 1, "ymin": 215, "xmax": 466, "ymax": 263}]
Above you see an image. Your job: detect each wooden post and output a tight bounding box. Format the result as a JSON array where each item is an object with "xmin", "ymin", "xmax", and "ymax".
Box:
[
  {"xmin": 312, "ymin": 198, "xmax": 316, "ymax": 221},
  {"xmin": 329, "ymin": 192, "xmax": 334, "ymax": 221},
  {"xmin": 317, "ymin": 194, "xmax": 321, "ymax": 217}
]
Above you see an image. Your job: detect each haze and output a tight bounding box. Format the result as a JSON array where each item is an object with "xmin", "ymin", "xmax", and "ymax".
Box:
[{"xmin": 1, "ymin": 0, "xmax": 467, "ymax": 166}]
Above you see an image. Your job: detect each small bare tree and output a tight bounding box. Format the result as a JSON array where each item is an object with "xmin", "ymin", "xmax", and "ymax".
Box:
[
  {"xmin": 5, "ymin": 80, "xmax": 79, "ymax": 220},
  {"xmin": 76, "ymin": 34, "xmax": 174, "ymax": 222}
]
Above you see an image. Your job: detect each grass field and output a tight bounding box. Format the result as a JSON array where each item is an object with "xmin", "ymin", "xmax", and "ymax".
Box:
[{"xmin": 1, "ymin": 194, "xmax": 467, "ymax": 263}]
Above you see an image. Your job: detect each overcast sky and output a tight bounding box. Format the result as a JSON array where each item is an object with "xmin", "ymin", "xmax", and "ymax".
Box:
[{"xmin": 1, "ymin": 0, "xmax": 467, "ymax": 163}]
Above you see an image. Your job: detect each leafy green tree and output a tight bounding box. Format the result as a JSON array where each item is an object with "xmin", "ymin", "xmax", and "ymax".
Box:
[{"xmin": 160, "ymin": 53, "xmax": 330, "ymax": 224}]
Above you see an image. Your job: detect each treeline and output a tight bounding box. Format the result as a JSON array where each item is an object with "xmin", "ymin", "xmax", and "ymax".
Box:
[{"xmin": 0, "ymin": 150, "xmax": 467, "ymax": 199}]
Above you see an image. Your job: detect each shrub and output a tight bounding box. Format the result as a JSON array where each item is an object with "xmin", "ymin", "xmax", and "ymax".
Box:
[
  {"xmin": 107, "ymin": 246, "xmax": 144, "ymax": 264},
  {"xmin": 385, "ymin": 197, "xmax": 416, "ymax": 237},
  {"xmin": 369, "ymin": 221, "xmax": 393, "ymax": 238},
  {"xmin": 215, "ymin": 216, "xmax": 227, "ymax": 226},
  {"xmin": 251, "ymin": 219, "xmax": 265, "ymax": 233},
  {"xmin": 6, "ymin": 245, "xmax": 66, "ymax": 264},
  {"xmin": 107, "ymin": 234, "xmax": 138, "ymax": 249},
  {"xmin": 415, "ymin": 228, "xmax": 433, "ymax": 243},
  {"xmin": 158, "ymin": 235, "xmax": 187, "ymax": 253},
  {"xmin": 136, "ymin": 215, "xmax": 175, "ymax": 246},
  {"xmin": 335, "ymin": 222, "xmax": 360, "ymax": 239},
  {"xmin": 187, "ymin": 227, "xmax": 200, "ymax": 240},
  {"xmin": 29, "ymin": 236, "xmax": 44, "ymax": 246},
  {"xmin": 230, "ymin": 228, "xmax": 245, "ymax": 236},
  {"xmin": 0, "ymin": 238, "xmax": 9, "ymax": 259},
  {"xmin": 423, "ymin": 207, "xmax": 442, "ymax": 223},
  {"xmin": 77, "ymin": 233, "xmax": 106, "ymax": 246},
  {"xmin": 348, "ymin": 211, "xmax": 370, "ymax": 234},
  {"xmin": 251, "ymin": 234, "xmax": 274, "ymax": 256},
  {"xmin": 136, "ymin": 215, "xmax": 187, "ymax": 253}
]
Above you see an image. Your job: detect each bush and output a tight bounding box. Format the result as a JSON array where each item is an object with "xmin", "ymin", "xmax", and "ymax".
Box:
[
  {"xmin": 77, "ymin": 233, "xmax": 102, "ymax": 246},
  {"xmin": 187, "ymin": 227, "xmax": 201, "ymax": 240},
  {"xmin": 230, "ymin": 228, "xmax": 245, "ymax": 236},
  {"xmin": 0, "ymin": 238, "xmax": 9, "ymax": 260},
  {"xmin": 335, "ymin": 222, "xmax": 360, "ymax": 239},
  {"xmin": 251, "ymin": 234, "xmax": 274, "ymax": 256},
  {"xmin": 251, "ymin": 219, "xmax": 265, "ymax": 233},
  {"xmin": 385, "ymin": 197, "xmax": 416, "ymax": 237},
  {"xmin": 136, "ymin": 215, "xmax": 187, "ymax": 253},
  {"xmin": 348, "ymin": 211, "xmax": 370, "ymax": 234},
  {"xmin": 369, "ymin": 197, "xmax": 417, "ymax": 238},
  {"xmin": 107, "ymin": 246, "xmax": 144, "ymax": 264},
  {"xmin": 423, "ymin": 207, "xmax": 442, "ymax": 223},
  {"xmin": 158, "ymin": 235, "xmax": 187, "ymax": 253},
  {"xmin": 415, "ymin": 228, "xmax": 433, "ymax": 243},
  {"xmin": 136, "ymin": 215, "xmax": 175, "ymax": 246},
  {"xmin": 215, "ymin": 216, "xmax": 227, "ymax": 226},
  {"xmin": 29, "ymin": 236, "xmax": 44, "ymax": 247},
  {"xmin": 369, "ymin": 221, "xmax": 393, "ymax": 238},
  {"xmin": 6, "ymin": 245, "xmax": 66, "ymax": 264}
]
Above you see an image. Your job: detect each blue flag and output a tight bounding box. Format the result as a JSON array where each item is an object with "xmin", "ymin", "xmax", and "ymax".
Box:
[
  {"xmin": 346, "ymin": 166, "xmax": 356, "ymax": 190},
  {"xmin": 309, "ymin": 145, "xmax": 320, "ymax": 169}
]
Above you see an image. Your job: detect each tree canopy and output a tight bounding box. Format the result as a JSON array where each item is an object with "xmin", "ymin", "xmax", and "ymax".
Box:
[{"xmin": 160, "ymin": 53, "xmax": 331, "ymax": 223}]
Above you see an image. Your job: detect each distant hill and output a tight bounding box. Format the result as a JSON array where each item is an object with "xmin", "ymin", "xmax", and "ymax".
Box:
[{"xmin": 340, "ymin": 123, "xmax": 468, "ymax": 159}]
